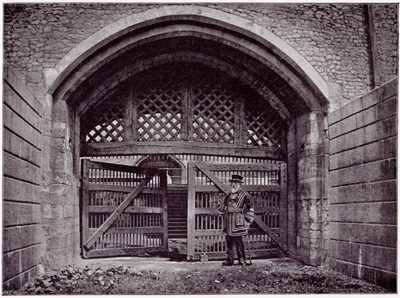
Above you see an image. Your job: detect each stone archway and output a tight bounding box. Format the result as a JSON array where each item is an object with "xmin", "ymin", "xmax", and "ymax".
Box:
[{"xmin": 43, "ymin": 5, "xmax": 330, "ymax": 269}]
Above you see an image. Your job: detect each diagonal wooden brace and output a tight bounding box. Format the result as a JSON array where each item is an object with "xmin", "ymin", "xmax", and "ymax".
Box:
[
  {"xmin": 196, "ymin": 164, "xmax": 288, "ymax": 253},
  {"xmin": 83, "ymin": 173, "xmax": 155, "ymax": 250},
  {"xmin": 196, "ymin": 164, "xmax": 229, "ymax": 194},
  {"xmin": 253, "ymin": 216, "xmax": 288, "ymax": 252}
]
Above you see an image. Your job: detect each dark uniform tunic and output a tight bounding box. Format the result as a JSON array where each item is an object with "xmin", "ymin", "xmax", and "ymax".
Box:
[
  {"xmin": 218, "ymin": 189, "xmax": 255, "ymax": 264},
  {"xmin": 218, "ymin": 189, "xmax": 255, "ymax": 236}
]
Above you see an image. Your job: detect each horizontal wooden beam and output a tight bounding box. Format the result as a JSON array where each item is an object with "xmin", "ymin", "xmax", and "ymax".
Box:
[
  {"xmin": 83, "ymin": 246, "xmax": 167, "ymax": 259},
  {"xmin": 89, "ymin": 227, "xmax": 164, "ymax": 234},
  {"xmin": 88, "ymin": 206, "xmax": 164, "ymax": 214},
  {"xmin": 195, "ymin": 185, "xmax": 281, "ymax": 192},
  {"xmin": 88, "ymin": 184, "xmax": 163, "ymax": 193},
  {"xmin": 81, "ymin": 141, "xmax": 284, "ymax": 159}
]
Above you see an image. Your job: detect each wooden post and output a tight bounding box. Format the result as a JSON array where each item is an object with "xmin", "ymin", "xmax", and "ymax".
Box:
[
  {"xmin": 187, "ymin": 89, "xmax": 194, "ymax": 141},
  {"xmin": 81, "ymin": 159, "xmax": 90, "ymax": 258},
  {"xmin": 234, "ymin": 96, "xmax": 245, "ymax": 145},
  {"xmin": 160, "ymin": 170, "xmax": 169, "ymax": 251},
  {"xmin": 181, "ymin": 88, "xmax": 189, "ymax": 141},
  {"xmin": 187, "ymin": 162, "xmax": 196, "ymax": 260},
  {"xmin": 279, "ymin": 162, "xmax": 288, "ymax": 247},
  {"xmin": 125, "ymin": 88, "xmax": 134, "ymax": 141}
]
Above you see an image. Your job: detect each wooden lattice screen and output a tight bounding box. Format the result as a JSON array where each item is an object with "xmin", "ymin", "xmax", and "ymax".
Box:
[
  {"xmin": 81, "ymin": 68, "xmax": 286, "ymax": 151},
  {"xmin": 192, "ymin": 83, "xmax": 235, "ymax": 143},
  {"xmin": 83, "ymin": 94, "xmax": 126, "ymax": 143}
]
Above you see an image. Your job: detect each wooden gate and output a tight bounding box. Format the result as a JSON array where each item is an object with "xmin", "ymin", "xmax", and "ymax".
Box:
[
  {"xmin": 81, "ymin": 160, "xmax": 168, "ymax": 258},
  {"xmin": 187, "ymin": 162, "xmax": 287, "ymax": 260}
]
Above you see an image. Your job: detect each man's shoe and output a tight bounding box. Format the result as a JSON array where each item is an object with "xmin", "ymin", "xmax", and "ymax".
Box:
[
  {"xmin": 239, "ymin": 262, "xmax": 248, "ymax": 267},
  {"xmin": 222, "ymin": 262, "xmax": 233, "ymax": 266}
]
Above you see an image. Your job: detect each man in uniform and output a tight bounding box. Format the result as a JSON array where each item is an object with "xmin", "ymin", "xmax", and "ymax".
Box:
[{"xmin": 218, "ymin": 174, "xmax": 255, "ymax": 266}]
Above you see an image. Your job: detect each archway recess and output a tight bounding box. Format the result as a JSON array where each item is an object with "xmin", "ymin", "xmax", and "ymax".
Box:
[{"xmin": 44, "ymin": 5, "xmax": 331, "ymax": 266}]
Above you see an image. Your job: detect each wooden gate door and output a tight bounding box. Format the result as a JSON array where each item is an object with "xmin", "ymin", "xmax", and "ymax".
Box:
[
  {"xmin": 81, "ymin": 160, "xmax": 168, "ymax": 258},
  {"xmin": 187, "ymin": 162, "xmax": 287, "ymax": 260}
]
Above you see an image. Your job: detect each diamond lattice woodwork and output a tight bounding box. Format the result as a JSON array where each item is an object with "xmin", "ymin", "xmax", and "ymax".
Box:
[
  {"xmin": 81, "ymin": 68, "xmax": 285, "ymax": 150},
  {"xmin": 136, "ymin": 88, "xmax": 183, "ymax": 142},
  {"xmin": 84, "ymin": 95, "xmax": 126, "ymax": 143},
  {"xmin": 192, "ymin": 84, "xmax": 235, "ymax": 143},
  {"xmin": 246, "ymin": 99, "xmax": 284, "ymax": 147}
]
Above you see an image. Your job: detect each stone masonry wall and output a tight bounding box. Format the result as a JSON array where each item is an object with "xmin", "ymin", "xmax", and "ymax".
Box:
[
  {"xmin": 374, "ymin": 4, "xmax": 398, "ymax": 84},
  {"xmin": 293, "ymin": 112, "xmax": 330, "ymax": 266},
  {"xmin": 328, "ymin": 78, "xmax": 397, "ymax": 290},
  {"xmin": 3, "ymin": 3, "xmax": 398, "ymax": 106},
  {"xmin": 3, "ymin": 64, "xmax": 43, "ymax": 290}
]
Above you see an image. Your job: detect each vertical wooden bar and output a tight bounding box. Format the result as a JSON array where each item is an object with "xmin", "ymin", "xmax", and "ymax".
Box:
[
  {"xmin": 125, "ymin": 87, "xmax": 134, "ymax": 141},
  {"xmin": 160, "ymin": 170, "xmax": 168, "ymax": 251},
  {"xmin": 81, "ymin": 160, "xmax": 91, "ymax": 257},
  {"xmin": 187, "ymin": 162, "xmax": 197, "ymax": 260},
  {"xmin": 279, "ymin": 162, "xmax": 288, "ymax": 246},
  {"xmin": 181, "ymin": 87, "xmax": 189, "ymax": 140},
  {"xmin": 186, "ymin": 89, "xmax": 194, "ymax": 141}
]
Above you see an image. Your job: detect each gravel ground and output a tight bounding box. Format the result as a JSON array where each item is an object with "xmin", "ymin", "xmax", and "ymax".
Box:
[{"xmin": 7, "ymin": 257, "xmax": 393, "ymax": 295}]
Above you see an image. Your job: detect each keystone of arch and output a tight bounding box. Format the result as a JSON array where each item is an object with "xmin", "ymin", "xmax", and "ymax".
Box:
[{"xmin": 46, "ymin": 5, "xmax": 329, "ymax": 107}]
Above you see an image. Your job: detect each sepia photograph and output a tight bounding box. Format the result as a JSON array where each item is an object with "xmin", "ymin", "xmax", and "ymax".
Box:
[{"xmin": 2, "ymin": 1, "xmax": 398, "ymax": 295}]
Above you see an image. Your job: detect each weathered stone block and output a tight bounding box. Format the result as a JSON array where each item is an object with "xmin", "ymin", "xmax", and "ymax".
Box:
[
  {"xmin": 3, "ymin": 177, "xmax": 41, "ymax": 204},
  {"xmin": 3, "ymin": 152, "xmax": 41, "ymax": 185},
  {"xmin": 21, "ymin": 245, "xmax": 39, "ymax": 272},
  {"xmin": 330, "ymin": 158, "xmax": 396, "ymax": 187},
  {"xmin": 3, "ymin": 202, "xmax": 40, "ymax": 227},
  {"xmin": 3, "ymin": 225, "xmax": 40, "ymax": 253},
  {"xmin": 361, "ymin": 245, "xmax": 396, "ymax": 272},
  {"xmin": 3, "ymin": 250, "xmax": 21, "ymax": 281},
  {"xmin": 330, "ymin": 180, "xmax": 396, "ymax": 204},
  {"xmin": 330, "ymin": 222, "xmax": 397, "ymax": 248},
  {"xmin": 330, "ymin": 201, "xmax": 397, "ymax": 224}
]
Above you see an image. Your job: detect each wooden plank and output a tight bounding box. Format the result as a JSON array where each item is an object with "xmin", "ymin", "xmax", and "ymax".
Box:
[
  {"xmin": 88, "ymin": 206, "xmax": 164, "ymax": 213},
  {"xmin": 199, "ymin": 162, "xmax": 281, "ymax": 171},
  {"xmin": 86, "ymin": 159, "xmax": 159, "ymax": 174},
  {"xmin": 279, "ymin": 162, "xmax": 288, "ymax": 246},
  {"xmin": 187, "ymin": 162, "xmax": 196, "ymax": 260},
  {"xmin": 88, "ymin": 184, "xmax": 163, "ymax": 193},
  {"xmin": 83, "ymin": 173, "xmax": 154, "ymax": 250},
  {"xmin": 194, "ymin": 207, "xmax": 280, "ymax": 215},
  {"xmin": 81, "ymin": 141, "xmax": 284, "ymax": 159},
  {"xmin": 84, "ymin": 246, "xmax": 166, "ymax": 259},
  {"xmin": 81, "ymin": 160, "xmax": 90, "ymax": 247},
  {"xmin": 187, "ymin": 89, "xmax": 194, "ymax": 141},
  {"xmin": 89, "ymin": 227, "xmax": 164, "ymax": 234},
  {"xmin": 234, "ymin": 96, "xmax": 244, "ymax": 145},
  {"xmin": 195, "ymin": 230, "xmax": 224, "ymax": 237},
  {"xmin": 195, "ymin": 185, "xmax": 281, "ymax": 193},
  {"xmin": 160, "ymin": 171, "xmax": 169, "ymax": 250},
  {"xmin": 253, "ymin": 216, "xmax": 287, "ymax": 252},
  {"xmin": 124, "ymin": 88, "xmax": 134, "ymax": 141},
  {"xmin": 181, "ymin": 88, "xmax": 189, "ymax": 140}
]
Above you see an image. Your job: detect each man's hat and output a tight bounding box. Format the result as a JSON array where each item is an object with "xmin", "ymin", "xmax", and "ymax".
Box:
[{"xmin": 229, "ymin": 174, "xmax": 244, "ymax": 183}]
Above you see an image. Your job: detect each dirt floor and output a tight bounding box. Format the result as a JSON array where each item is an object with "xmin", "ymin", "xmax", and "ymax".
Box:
[{"xmin": 8, "ymin": 256, "xmax": 394, "ymax": 295}]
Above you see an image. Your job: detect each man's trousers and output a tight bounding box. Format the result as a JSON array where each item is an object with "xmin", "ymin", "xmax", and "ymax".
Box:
[{"xmin": 226, "ymin": 234, "xmax": 246, "ymax": 264}]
